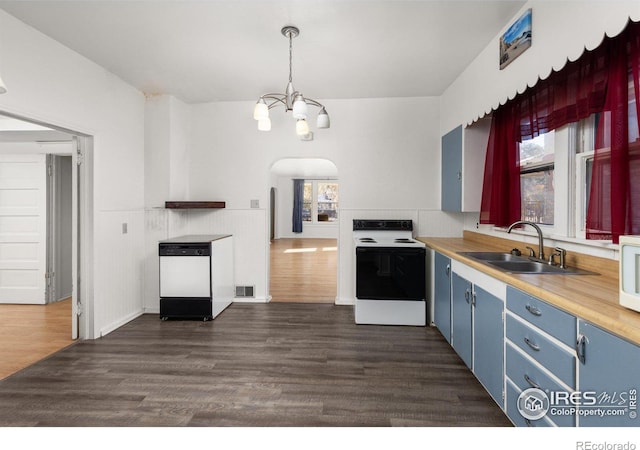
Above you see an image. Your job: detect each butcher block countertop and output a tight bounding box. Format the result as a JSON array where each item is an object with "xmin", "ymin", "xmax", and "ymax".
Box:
[{"xmin": 417, "ymin": 231, "xmax": 640, "ymax": 347}]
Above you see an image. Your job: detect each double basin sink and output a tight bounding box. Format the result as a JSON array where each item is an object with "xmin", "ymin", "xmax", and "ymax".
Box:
[{"xmin": 457, "ymin": 251, "xmax": 597, "ymax": 275}]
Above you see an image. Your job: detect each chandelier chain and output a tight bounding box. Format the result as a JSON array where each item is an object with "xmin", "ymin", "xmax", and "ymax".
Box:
[{"xmin": 288, "ymin": 32, "xmax": 293, "ymax": 83}]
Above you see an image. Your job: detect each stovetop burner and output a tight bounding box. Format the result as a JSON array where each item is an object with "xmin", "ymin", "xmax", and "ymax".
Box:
[{"xmin": 353, "ymin": 219, "xmax": 425, "ymax": 249}]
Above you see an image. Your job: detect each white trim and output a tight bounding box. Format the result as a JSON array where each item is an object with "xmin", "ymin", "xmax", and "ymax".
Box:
[
  {"xmin": 99, "ymin": 309, "xmax": 143, "ymax": 338},
  {"xmin": 335, "ymin": 297, "xmax": 355, "ymax": 306},
  {"xmin": 575, "ymin": 150, "xmax": 595, "ymax": 240}
]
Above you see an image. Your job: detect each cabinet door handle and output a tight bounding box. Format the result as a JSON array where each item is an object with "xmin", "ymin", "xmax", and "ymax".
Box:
[
  {"xmin": 465, "ymin": 289, "xmax": 471, "ymax": 304},
  {"xmin": 525, "ymin": 304, "xmax": 542, "ymax": 316},
  {"xmin": 524, "ymin": 337, "xmax": 540, "ymax": 351},
  {"xmin": 445, "ymin": 264, "xmax": 450, "ymax": 277},
  {"xmin": 456, "ymin": 171, "xmax": 462, "ymax": 181},
  {"xmin": 524, "ymin": 374, "xmax": 541, "ymax": 389},
  {"xmin": 576, "ymin": 334, "xmax": 587, "ymax": 364}
]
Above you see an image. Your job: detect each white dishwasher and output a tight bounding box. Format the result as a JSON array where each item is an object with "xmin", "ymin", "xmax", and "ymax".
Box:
[{"xmin": 159, "ymin": 234, "xmax": 234, "ymax": 321}]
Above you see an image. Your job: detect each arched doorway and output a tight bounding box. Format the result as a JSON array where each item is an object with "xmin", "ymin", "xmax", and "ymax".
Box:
[{"xmin": 268, "ymin": 158, "xmax": 338, "ymax": 303}]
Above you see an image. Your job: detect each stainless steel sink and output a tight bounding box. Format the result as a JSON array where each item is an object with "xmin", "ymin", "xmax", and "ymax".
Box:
[
  {"xmin": 457, "ymin": 251, "xmax": 598, "ymax": 275},
  {"xmin": 487, "ymin": 260, "xmax": 568, "ymax": 274},
  {"xmin": 458, "ymin": 251, "xmax": 522, "ymax": 262}
]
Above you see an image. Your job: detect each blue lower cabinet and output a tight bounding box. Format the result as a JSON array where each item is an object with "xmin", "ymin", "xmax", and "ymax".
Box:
[
  {"xmin": 505, "ymin": 379, "xmax": 554, "ymax": 427},
  {"xmin": 506, "ymin": 314, "xmax": 575, "ymax": 388},
  {"xmin": 577, "ymin": 320, "xmax": 640, "ymax": 427},
  {"xmin": 473, "ymin": 285, "xmax": 504, "ymax": 408},
  {"xmin": 451, "ymin": 272, "xmax": 472, "ymax": 368},
  {"xmin": 506, "ymin": 343, "xmax": 575, "ymax": 427},
  {"xmin": 433, "ymin": 252, "xmax": 452, "ymax": 343}
]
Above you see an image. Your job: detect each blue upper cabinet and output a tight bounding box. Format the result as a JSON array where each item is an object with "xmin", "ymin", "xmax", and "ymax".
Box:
[
  {"xmin": 577, "ymin": 320, "xmax": 640, "ymax": 427},
  {"xmin": 441, "ymin": 125, "xmax": 463, "ymax": 212}
]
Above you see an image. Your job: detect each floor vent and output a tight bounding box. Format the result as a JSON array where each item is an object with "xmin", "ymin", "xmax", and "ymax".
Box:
[{"xmin": 235, "ymin": 285, "xmax": 255, "ymax": 298}]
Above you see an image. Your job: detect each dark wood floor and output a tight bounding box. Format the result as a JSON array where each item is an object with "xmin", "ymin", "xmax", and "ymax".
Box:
[{"xmin": 0, "ymin": 303, "xmax": 511, "ymax": 427}]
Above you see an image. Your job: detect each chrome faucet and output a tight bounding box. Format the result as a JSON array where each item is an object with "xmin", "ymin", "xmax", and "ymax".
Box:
[{"xmin": 507, "ymin": 220, "xmax": 545, "ymax": 261}]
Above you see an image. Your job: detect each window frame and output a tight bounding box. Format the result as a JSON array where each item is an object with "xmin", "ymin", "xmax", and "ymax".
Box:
[
  {"xmin": 302, "ymin": 179, "xmax": 339, "ymax": 224},
  {"xmin": 511, "ymin": 126, "xmax": 574, "ymax": 239}
]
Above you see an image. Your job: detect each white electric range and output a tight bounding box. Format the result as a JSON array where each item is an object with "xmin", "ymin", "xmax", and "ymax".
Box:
[{"xmin": 353, "ymin": 220, "xmax": 426, "ymax": 326}]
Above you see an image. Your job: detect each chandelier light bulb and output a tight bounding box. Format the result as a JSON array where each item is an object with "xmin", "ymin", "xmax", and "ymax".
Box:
[
  {"xmin": 296, "ymin": 118, "xmax": 310, "ymax": 136},
  {"xmin": 317, "ymin": 107, "xmax": 330, "ymax": 129},
  {"xmin": 292, "ymin": 94, "xmax": 308, "ymax": 119},
  {"xmin": 258, "ymin": 117, "xmax": 271, "ymax": 131},
  {"xmin": 253, "ymin": 98, "xmax": 269, "ymax": 120}
]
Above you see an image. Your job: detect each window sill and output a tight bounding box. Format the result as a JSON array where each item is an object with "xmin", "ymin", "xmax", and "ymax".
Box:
[{"xmin": 480, "ymin": 225, "xmax": 619, "ymax": 259}]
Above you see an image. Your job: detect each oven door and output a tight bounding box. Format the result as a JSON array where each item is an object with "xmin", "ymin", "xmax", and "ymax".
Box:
[{"xmin": 355, "ymin": 246, "xmax": 426, "ymax": 300}]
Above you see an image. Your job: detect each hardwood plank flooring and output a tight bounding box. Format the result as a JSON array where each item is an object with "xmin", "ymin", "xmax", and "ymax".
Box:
[
  {"xmin": 0, "ymin": 298, "xmax": 73, "ymax": 380},
  {"xmin": 0, "ymin": 303, "xmax": 511, "ymax": 427},
  {"xmin": 269, "ymin": 238, "xmax": 337, "ymax": 303}
]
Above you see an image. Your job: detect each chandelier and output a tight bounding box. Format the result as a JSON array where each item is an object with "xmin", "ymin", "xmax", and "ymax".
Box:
[{"xmin": 252, "ymin": 26, "xmax": 330, "ymax": 138}]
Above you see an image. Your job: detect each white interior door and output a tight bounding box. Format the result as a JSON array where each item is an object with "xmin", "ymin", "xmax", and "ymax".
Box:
[{"xmin": 0, "ymin": 154, "xmax": 47, "ymax": 304}]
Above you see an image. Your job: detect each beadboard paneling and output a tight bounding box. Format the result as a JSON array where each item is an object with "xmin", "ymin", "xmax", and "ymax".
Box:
[{"xmin": 94, "ymin": 209, "xmax": 145, "ymax": 337}]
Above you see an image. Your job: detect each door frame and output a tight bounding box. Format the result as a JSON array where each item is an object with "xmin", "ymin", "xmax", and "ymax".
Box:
[{"xmin": 0, "ymin": 109, "xmax": 94, "ymax": 340}]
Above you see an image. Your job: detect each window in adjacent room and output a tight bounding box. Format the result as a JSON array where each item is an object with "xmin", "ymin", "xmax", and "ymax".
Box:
[{"xmin": 302, "ymin": 180, "xmax": 339, "ymax": 223}]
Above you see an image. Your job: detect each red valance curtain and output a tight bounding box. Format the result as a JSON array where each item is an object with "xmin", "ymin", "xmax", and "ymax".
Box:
[{"xmin": 480, "ymin": 19, "xmax": 640, "ymax": 243}]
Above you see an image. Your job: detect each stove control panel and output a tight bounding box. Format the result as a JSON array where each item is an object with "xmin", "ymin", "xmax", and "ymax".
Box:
[{"xmin": 353, "ymin": 219, "xmax": 413, "ymax": 231}]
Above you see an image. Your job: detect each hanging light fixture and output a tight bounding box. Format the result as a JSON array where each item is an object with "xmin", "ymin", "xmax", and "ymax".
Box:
[{"xmin": 253, "ymin": 26, "xmax": 330, "ymax": 138}]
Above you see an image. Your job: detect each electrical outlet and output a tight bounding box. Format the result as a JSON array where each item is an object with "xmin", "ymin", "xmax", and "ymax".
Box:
[{"xmin": 250, "ymin": 199, "xmax": 260, "ymax": 208}]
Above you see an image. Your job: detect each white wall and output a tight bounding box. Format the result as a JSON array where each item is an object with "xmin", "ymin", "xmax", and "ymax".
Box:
[
  {"xmin": 144, "ymin": 95, "xmax": 191, "ymax": 207},
  {"xmin": 0, "ymin": 10, "xmax": 146, "ymax": 338},
  {"xmin": 185, "ymin": 96, "xmax": 463, "ymax": 304}
]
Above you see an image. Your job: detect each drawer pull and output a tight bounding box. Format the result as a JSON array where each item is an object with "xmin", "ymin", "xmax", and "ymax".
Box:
[
  {"xmin": 524, "ymin": 374, "xmax": 541, "ymax": 389},
  {"xmin": 524, "ymin": 337, "xmax": 540, "ymax": 351},
  {"xmin": 525, "ymin": 304, "xmax": 542, "ymax": 316}
]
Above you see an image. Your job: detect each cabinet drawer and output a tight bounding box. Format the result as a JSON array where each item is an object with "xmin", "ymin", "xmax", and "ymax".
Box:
[
  {"xmin": 505, "ymin": 380, "xmax": 554, "ymax": 427},
  {"xmin": 506, "ymin": 343, "xmax": 575, "ymax": 427},
  {"xmin": 506, "ymin": 314, "xmax": 575, "ymax": 387},
  {"xmin": 507, "ymin": 286, "xmax": 576, "ymax": 347}
]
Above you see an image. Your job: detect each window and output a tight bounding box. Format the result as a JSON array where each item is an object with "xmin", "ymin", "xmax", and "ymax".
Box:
[
  {"xmin": 302, "ymin": 180, "xmax": 339, "ymax": 223},
  {"xmin": 519, "ymin": 132, "xmax": 555, "ymax": 225}
]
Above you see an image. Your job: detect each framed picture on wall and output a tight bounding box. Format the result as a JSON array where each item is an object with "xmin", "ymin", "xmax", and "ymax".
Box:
[{"xmin": 499, "ymin": 9, "xmax": 532, "ymax": 70}]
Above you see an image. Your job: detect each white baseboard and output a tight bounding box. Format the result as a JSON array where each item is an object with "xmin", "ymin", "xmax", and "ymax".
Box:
[
  {"xmin": 98, "ymin": 309, "xmax": 144, "ymax": 338},
  {"xmin": 335, "ymin": 297, "xmax": 355, "ymax": 306},
  {"xmin": 233, "ymin": 296, "xmax": 270, "ymax": 303}
]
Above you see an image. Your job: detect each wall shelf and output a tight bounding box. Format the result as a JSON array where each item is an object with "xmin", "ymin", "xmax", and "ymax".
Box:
[{"xmin": 165, "ymin": 201, "xmax": 226, "ymax": 209}]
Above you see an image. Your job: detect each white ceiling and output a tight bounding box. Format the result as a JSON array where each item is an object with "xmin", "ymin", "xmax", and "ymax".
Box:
[{"xmin": 0, "ymin": 0, "xmax": 526, "ymax": 104}]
